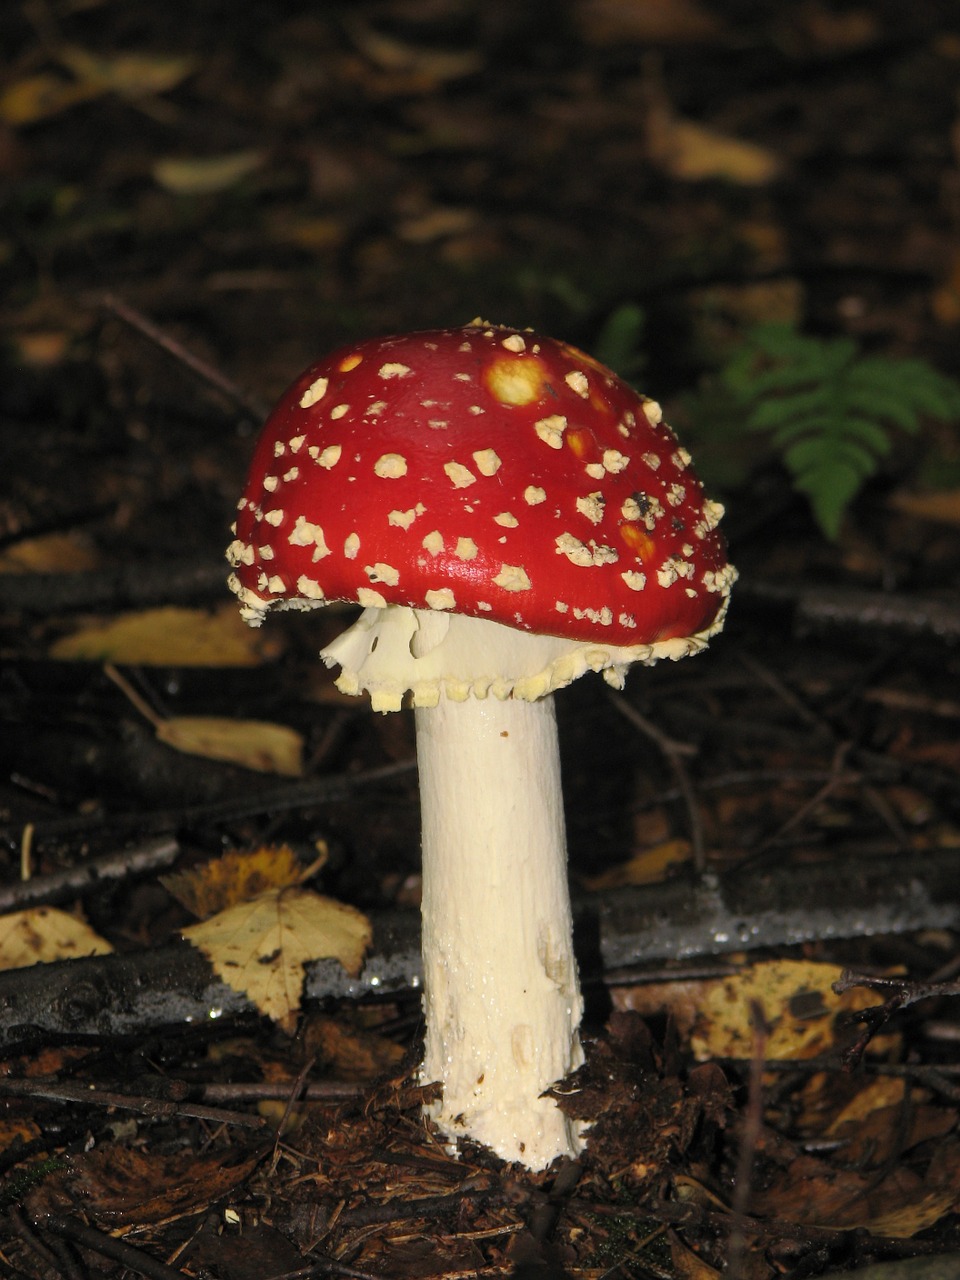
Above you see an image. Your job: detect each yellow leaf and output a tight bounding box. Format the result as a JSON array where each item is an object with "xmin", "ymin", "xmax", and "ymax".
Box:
[
  {"xmin": 0, "ymin": 532, "xmax": 99, "ymax": 574},
  {"xmin": 0, "ymin": 907, "xmax": 112, "ymax": 970},
  {"xmin": 163, "ymin": 846, "xmax": 305, "ymax": 918},
  {"xmin": 689, "ymin": 960, "xmax": 887, "ymax": 1061},
  {"xmin": 581, "ymin": 838, "xmax": 691, "ymax": 890},
  {"xmin": 153, "ymin": 150, "xmax": 265, "ymax": 196},
  {"xmin": 182, "ymin": 890, "xmax": 372, "ymax": 1033},
  {"xmin": 48, "ymin": 604, "xmax": 282, "ymax": 666},
  {"xmin": 155, "ymin": 715, "xmax": 303, "ymax": 775},
  {"xmin": 0, "ymin": 73, "xmax": 101, "ymax": 125},
  {"xmin": 649, "ymin": 112, "xmax": 781, "ymax": 185},
  {"xmin": 56, "ymin": 46, "xmax": 198, "ymax": 98}
]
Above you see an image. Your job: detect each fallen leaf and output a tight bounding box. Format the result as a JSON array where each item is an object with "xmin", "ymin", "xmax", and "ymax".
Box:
[
  {"xmin": 56, "ymin": 46, "xmax": 198, "ymax": 99},
  {"xmin": 648, "ymin": 109, "xmax": 782, "ymax": 185},
  {"xmin": 889, "ymin": 487, "xmax": 960, "ymax": 526},
  {"xmin": 0, "ymin": 532, "xmax": 99, "ymax": 574},
  {"xmin": 0, "ymin": 73, "xmax": 100, "ymax": 125},
  {"xmin": 689, "ymin": 960, "xmax": 887, "ymax": 1061},
  {"xmin": 25, "ymin": 1143, "xmax": 261, "ymax": 1227},
  {"xmin": 0, "ymin": 907, "xmax": 112, "ymax": 970},
  {"xmin": 577, "ymin": 0, "xmax": 722, "ymax": 45},
  {"xmin": 163, "ymin": 846, "xmax": 305, "ymax": 918},
  {"xmin": 580, "ymin": 838, "xmax": 691, "ymax": 890},
  {"xmin": 155, "ymin": 715, "xmax": 303, "ymax": 775},
  {"xmin": 48, "ymin": 604, "xmax": 282, "ymax": 666},
  {"xmin": 153, "ymin": 149, "xmax": 266, "ymax": 196},
  {"xmin": 302, "ymin": 1013, "xmax": 405, "ymax": 1080},
  {"xmin": 182, "ymin": 890, "xmax": 372, "ymax": 1032}
]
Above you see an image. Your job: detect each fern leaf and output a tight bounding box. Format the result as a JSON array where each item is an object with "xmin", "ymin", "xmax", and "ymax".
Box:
[{"xmin": 793, "ymin": 461, "xmax": 863, "ymax": 541}]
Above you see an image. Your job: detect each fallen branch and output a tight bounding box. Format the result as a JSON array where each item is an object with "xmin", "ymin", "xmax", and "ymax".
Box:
[{"xmin": 0, "ymin": 848, "xmax": 955, "ymax": 1054}]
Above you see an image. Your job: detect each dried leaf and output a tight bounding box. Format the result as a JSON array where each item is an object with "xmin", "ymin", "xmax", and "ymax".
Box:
[
  {"xmin": 0, "ymin": 532, "xmax": 99, "ymax": 574},
  {"xmin": 155, "ymin": 715, "xmax": 303, "ymax": 775},
  {"xmin": 163, "ymin": 846, "xmax": 305, "ymax": 918},
  {"xmin": 0, "ymin": 907, "xmax": 112, "ymax": 971},
  {"xmin": 0, "ymin": 73, "xmax": 100, "ymax": 125},
  {"xmin": 182, "ymin": 890, "xmax": 372, "ymax": 1032},
  {"xmin": 580, "ymin": 838, "xmax": 691, "ymax": 890},
  {"xmin": 56, "ymin": 46, "xmax": 198, "ymax": 98},
  {"xmin": 153, "ymin": 149, "xmax": 266, "ymax": 196},
  {"xmin": 889, "ymin": 487, "xmax": 960, "ymax": 526},
  {"xmin": 578, "ymin": 0, "xmax": 722, "ymax": 45},
  {"xmin": 25, "ymin": 1143, "xmax": 261, "ymax": 1226},
  {"xmin": 48, "ymin": 604, "xmax": 282, "ymax": 666},
  {"xmin": 648, "ymin": 111, "xmax": 781, "ymax": 185},
  {"xmin": 689, "ymin": 960, "xmax": 888, "ymax": 1061}
]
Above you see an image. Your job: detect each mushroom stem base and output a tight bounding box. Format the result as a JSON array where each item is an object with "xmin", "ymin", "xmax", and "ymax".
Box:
[{"xmin": 416, "ymin": 691, "xmax": 585, "ymax": 1170}]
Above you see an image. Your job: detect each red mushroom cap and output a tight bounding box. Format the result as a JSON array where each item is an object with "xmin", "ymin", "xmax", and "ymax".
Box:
[{"xmin": 228, "ymin": 322, "xmax": 734, "ymax": 648}]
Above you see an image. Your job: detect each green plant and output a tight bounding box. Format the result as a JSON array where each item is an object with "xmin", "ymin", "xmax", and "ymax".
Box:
[{"xmin": 712, "ymin": 324, "xmax": 960, "ymax": 539}]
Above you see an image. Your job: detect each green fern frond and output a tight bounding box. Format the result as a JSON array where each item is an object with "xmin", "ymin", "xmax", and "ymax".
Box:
[{"xmin": 722, "ymin": 324, "xmax": 960, "ymax": 538}]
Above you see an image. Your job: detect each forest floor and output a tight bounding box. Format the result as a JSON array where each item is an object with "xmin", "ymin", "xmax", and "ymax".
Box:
[{"xmin": 2, "ymin": 1, "xmax": 960, "ymax": 1277}]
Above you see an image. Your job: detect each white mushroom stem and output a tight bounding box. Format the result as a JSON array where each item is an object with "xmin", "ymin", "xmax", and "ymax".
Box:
[{"xmin": 415, "ymin": 690, "xmax": 585, "ymax": 1169}]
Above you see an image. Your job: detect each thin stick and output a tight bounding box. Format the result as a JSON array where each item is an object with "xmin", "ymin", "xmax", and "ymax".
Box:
[
  {"xmin": 101, "ymin": 293, "xmax": 269, "ymax": 422},
  {"xmin": 44, "ymin": 1217, "xmax": 189, "ymax": 1280},
  {"xmin": 0, "ymin": 836, "xmax": 180, "ymax": 914},
  {"xmin": 0, "ymin": 1078, "xmax": 266, "ymax": 1132}
]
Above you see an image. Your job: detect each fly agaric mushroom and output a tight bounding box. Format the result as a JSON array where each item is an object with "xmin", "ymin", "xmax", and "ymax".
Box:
[{"xmin": 227, "ymin": 321, "xmax": 735, "ymax": 1169}]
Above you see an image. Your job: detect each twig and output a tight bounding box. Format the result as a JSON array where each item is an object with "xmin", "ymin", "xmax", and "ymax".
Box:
[
  {"xmin": 607, "ymin": 691, "xmax": 707, "ymax": 873},
  {"xmin": 44, "ymin": 1215, "xmax": 189, "ymax": 1280},
  {"xmin": 726, "ymin": 1000, "xmax": 768, "ymax": 1279},
  {"xmin": 0, "ymin": 1078, "xmax": 266, "ymax": 1131},
  {"xmin": 0, "ymin": 836, "xmax": 179, "ymax": 913},
  {"xmin": 101, "ymin": 293, "xmax": 269, "ymax": 423}
]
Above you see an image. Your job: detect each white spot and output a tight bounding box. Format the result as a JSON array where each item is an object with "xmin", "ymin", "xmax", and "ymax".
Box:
[
  {"xmin": 555, "ymin": 534, "xmax": 618, "ymax": 567},
  {"xmin": 493, "ymin": 564, "xmax": 531, "ymax": 592},
  {"xmin": 314, "ymin": 445, "xmax": 341, "ymax": 469},
  {"xmin": 283, "ymin": 466, "xmax": 300, "ymax": 483},
  {"xmin": 565, "ymin": 370, "xmax": 589, "ymax": 398},
  {"xmin": 263, "ymin": 509, "xmax": 284, "ymax": 527},
  {"xmin": 454, "ymin": 372, "xmax": 472, "ymax": 382},
  {"xmin": 494, "ymin": 512, "xmax": 518, "ymax": 528},
  {"xmin": 273, "ymin": 441, "xmax": 286, "ymax": 458},
  {"xmin": 642, "ymin": 398, "xmax": 662, "ymax": 425},
  {"xmin": 704, "ymin": 564, "xmax": 737, "ymax": 593},
  {"xmin": 300, "ymin": 376, "xmax": 328, "ymax": 408},
  {"xmin": 657, "ymin": 557, "xmax": 694, "ymax": 588},
  {"xmin": 296, "ymin": 576, "xmax": 325, "ymax": 600},
  {"xmin": 288, "ymin": 516, "xmax": 331, "ymax": 560},
  {"xmin": 501, "ymin": 333, "xmax": 526, "ymax": 352},
  {"xmin": 524, "ymin": 486, "xmax": 546, "ymax": 505},
  {"xmin": 672, "ymin": 448, "xmax": 692, "ymax": 469},
  {"xmin": 422, "ymin": 530, "xmax": 445, "ymax": 557},
  {"xmin": 585, "ymin": 463, "xmax": 605, "ymax": 480},
  {"xmin": 266, "ymin": 575, "xmax": 285, "ymax": 594},
  {"xmin": 472, "ymin": 448, "xmax": 502, "ymax": 476},
  {"xmin": 330, "ymin": 403, "xmax": 349, "ymax": 420},
  {"xmin": 667, "ymin": 482, "xmax": 687, "ymax": 507},
  {"xmin": 289, "ymin": 434, "xmax": 306, "ymax": 453},
  {"xmin": 534, "ymin": 415, "xmax": 567, "ymax": 449},
  {"xmin": 258, "ymin": 545, "xmax": 274, "ymax": 560},
  {"xmin": 576, "ymin": 492, "xmax": 605, "ymax": 525},
  {"xmin": 366, "ymin": 400, "xmax": 387, "ymax": 416},
  {"xmin": 365, "ymin": 562, "xmax": 400, "ymax": 586},
  {"xmin": 573, "ymin": 605, "xmax": 613, "ymax": 625},
  {"xmin": 621, "ymin": 570, "xmax": 646, "ymax": 591},
  {"xmin": 374, "ymin": 453, "xmax": 408, "ymax": 478},
  {"xmin": 357, "ymin": 587, "xmax": 387, "ymax": 608},
  {"xmin": 468, "ymin": 405, "xmax": 485, "ymax": 416},
  {"xmin": 428, "ymin": 419, "xmax": 448, "ymax": 430},
  {"xmin": 444, "ymin": 461, "xmax": 476, "ymax": 488},
  {"xmin": 263, "ymin": 475, "xmax": 279, "ymax": 492},
  {"xmin": 425, "ymin": 587, "xmax": 456, "ymax": 610},
  {"xmin": 602, "ymin": 449, "xmax": 629, "ymax": 474},
  {"xmin": 379, "ymin": 363, "xmax": 411, "ymax": 378},
  {"xmin": 388, "ymin": 505, "xmax": 425, "ymax": 529},
  {"xmin": 555, "ymin": 601, "xmax": 569, "ymax": 614},
  {"xmin": 641, "ymin": 451, "xmax": 661, "ymax": 470},
  {"xmin": 618, "ymin": 612, "xmax": 637, "ymax": 628},
  {"xmin": 477, "ymin": 601, "xmax": 492, "ymax": 611},
  {"xmin": 685, "ymin": 587, "xmax": 698, "ymax": 598},
  {"xmin": 701, "ymin": 499, "xmax": 725, "ymax": 532},
  {"xmin": 344, "ymin": 533, "xmax": 360, "ymax": 559},
  {"xmin": 455, "ymin": 537, "xmax": 478, "ymax": 560},
  {"xmin": 621, "ymin": 497, "xmax": 642, "ymax": 520}
]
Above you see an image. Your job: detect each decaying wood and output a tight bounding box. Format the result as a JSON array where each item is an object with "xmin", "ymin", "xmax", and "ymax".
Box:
[{"xmin": 0, "ymin": 849, "xmax": 955, "ymax": 1052}]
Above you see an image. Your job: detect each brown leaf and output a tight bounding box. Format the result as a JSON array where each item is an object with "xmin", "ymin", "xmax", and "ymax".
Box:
[
  {"xmin": 0, "ymin": 908, "xmax": 112, "ymax": 971},
  {"xmin": 163, "ymin": 846, "xmax": 305, "ymax": 918},
  {"xmin": 49, "ymin": 604, "xmax": 283, "ymax": 666}
]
